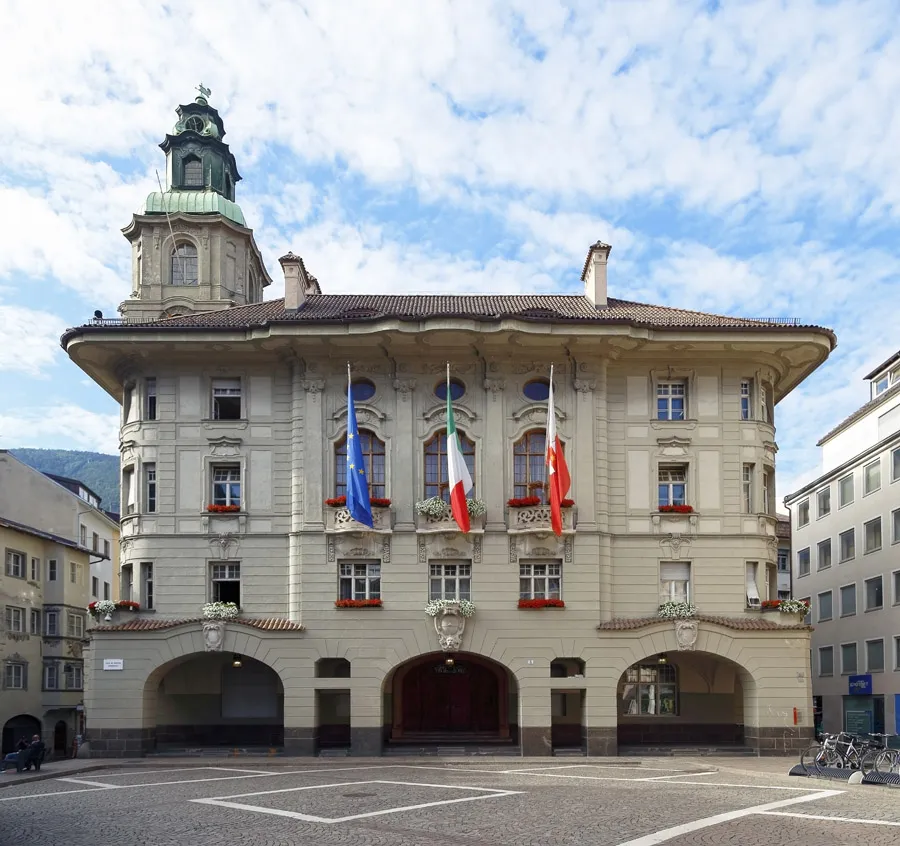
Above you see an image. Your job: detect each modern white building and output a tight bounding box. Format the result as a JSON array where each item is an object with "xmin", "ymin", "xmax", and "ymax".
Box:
[
  {"xmin": 785, "ymin": 350, "xmax": 900, "ymax": 738},
  {"xmin": 61, "ymin": 91, "xmax": 835, "ymax": 758}
]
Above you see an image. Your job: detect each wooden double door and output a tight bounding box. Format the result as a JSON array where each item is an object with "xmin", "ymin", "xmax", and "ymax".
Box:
[{"xmin": 393, "ymin": 655, "xmax": 509, "ymax": 739}]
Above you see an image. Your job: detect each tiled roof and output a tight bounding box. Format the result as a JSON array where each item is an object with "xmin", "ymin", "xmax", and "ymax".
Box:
[
  {"xmin": 596, "ymin": 614, "xmax": 810, "ymax": 632},
  {"xmin": 816, "ymin": 380, "xmax": 900, "ymax": 446},
  {"xmin": 0, "ymin": 516, "xmax": 88, "ymax": 552},
  {"xmin": 91, "ymin": 617, "xmax": 304, "ymax": 633},
  {"xmin": 63, "ymin": 295, "xmax": 836, "ymax": 339}
]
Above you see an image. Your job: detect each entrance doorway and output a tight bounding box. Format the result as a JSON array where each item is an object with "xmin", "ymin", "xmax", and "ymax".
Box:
[
  {"xmin": 54, "ymin": 720, "xmax": 68, "ymax": 755},
  {"xmin": 2, "ymin": 714, "xmax": 41, "ymax": 755},
  {"xmin": 389, "ymin": 653, "xmax": 513, "ymax": 743}
]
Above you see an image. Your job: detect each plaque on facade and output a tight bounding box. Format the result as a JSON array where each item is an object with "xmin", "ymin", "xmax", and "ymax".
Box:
[
  {"xmin": 203, "ymin": 620, "xmax": 226, "ymax": 652},
  {"xmin": 674, "ymin": 619, "xmax": 699, "ymax": 651}
]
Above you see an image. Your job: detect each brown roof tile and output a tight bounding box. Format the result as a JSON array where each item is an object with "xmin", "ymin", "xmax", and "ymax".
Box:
[
  {"xmin": 596, "ymin": 614, "xmax": 810, "ymax": 632},
  {"xmin": 91, "ymin": 617, "xmax": 304, "ymax": 633}
]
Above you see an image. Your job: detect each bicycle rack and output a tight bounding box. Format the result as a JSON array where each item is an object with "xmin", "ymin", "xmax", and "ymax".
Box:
[{"xmin": 862, "ymin": 771, "xmax": 900, "ymax": 787}]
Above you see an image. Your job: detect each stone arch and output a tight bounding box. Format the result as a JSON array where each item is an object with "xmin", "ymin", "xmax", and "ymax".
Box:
[{"xmin": 2, "ymin": 714, "xmax": 41, "ymax": 755}]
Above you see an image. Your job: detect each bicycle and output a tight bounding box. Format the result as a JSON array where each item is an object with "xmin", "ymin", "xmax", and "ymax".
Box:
[
  {"xmin": 800, "ymin": 731, "xmax": 863, "ymax": 774},
  {"xmin": 860, "ymin": 733, "xmax": 900, "ymax": 776}
]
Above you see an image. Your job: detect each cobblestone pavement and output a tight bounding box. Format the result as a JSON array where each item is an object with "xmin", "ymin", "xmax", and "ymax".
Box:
[{"xmin": 1, "ymin": 761, "xmax": 897, "ymax": 845}]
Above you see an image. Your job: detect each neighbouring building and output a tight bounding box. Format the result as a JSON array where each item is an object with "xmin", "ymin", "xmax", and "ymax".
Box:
[
  {"xmin": 61, "ymin": 90, "xmax": 835, "ymax": 759},
  {"xmin": 0, "ymin": 452, "xmax": 117, "ymax": 756},
  {"xmin": 785, "ymin": 350, "xmax": 900, "ymax": 738},
  {"xmin": 776, "ymin": 515, "xmax": 792, "ymax": 600}
]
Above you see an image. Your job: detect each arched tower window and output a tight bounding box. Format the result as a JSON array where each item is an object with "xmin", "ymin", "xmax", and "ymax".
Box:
[
  {"xmin": 513, "ymin": 429, "xmax": 549, "ymax": 503},
  {"xmin": 183, "ymin": 155, "xmax": 203, "ymax": 187},
  {"xmin": 335, "ymin": 429, "xmax": 385, "ymax": 498},
  {"xmin": 171, "ymin": 243, "xmax": 198, "ymax": 286},
  {"xmin": 424, "ymin": 430, "xmax": 475, "ymax": 502}
]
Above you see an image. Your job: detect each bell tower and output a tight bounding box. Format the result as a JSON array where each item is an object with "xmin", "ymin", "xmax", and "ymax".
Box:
[{"xmin": 118, "ymin": 85, "xmax": 271, "ymax": 322}]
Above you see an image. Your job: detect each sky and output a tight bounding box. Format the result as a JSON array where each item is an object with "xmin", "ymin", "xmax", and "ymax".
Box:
[{"xmin": 0, "ymin": 0, "xmax": 898, "ymax": 502}]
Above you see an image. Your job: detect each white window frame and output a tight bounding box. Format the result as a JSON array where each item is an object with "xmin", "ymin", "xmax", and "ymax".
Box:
[
  {"xmin": 797, "ymin": 499, "xmax": 810, "ymax": 527},
  {"xmin": 658, "ymin": 466, "xmax": 687, "ymax": 508},
  {"xmin": 893, "ymin": 569, "xmax": 900, "ymax": 605},
  {"xmin": 4, "ymin": 663, "xmax": 25, "ymax": 689},
  {"xmin": 742, "ymin": 464, "xmax": 753, "ymax": 513},
  {"xmin": 838, "ymin": 473, "xmax": 854, "ymax": 508},
  {"xmin": 892, "ymin": 447, "xmax": 900, "ymax": 483},
  {"xmin": 866, "ymin": 638, "xmax": 885, "ymax": 673},
  {"xmin": 65, "ymin": 664, "xmax": 83, "ymax": 690},
  {"xmin": 660, "ymin": 561, "xmax": 691, "ymax": 604},
  {"xmin": 864, "ymin": 459, "xmax": 881, "ymax": 495},
  {"xmin": 656, "ymin": 381, "xmax": 687, "ymax": 421},
  {"xmin": 44, "ymin": 663, "xmax": 59, "ymax": 690},
  {"xmin": 30, "ymin": 556, "xmax": 38, "ymax": 581},
  {"xmin": 839, "ymin": 528, "xmax": 855, "ymax": 562},
  {"xmin": 144, "ymin": 377, "xmax": 157, "ymax": 421},
  {"xmin": 817, "ymin": 590, "xmax": 833, "ymax": 622},
  {"xmin": 759, "ymin": 383, "xmax": 771, "ymax": 423},
  {"xmin": 895, "ymin": 636, "xmax": 900, "ymax": 671},
  {"xmin": 29, "ymin": 609, "xmax": 41, "ymax": 635},
  {"xmin": 210, "ymin": 562, "xmax": 241, "ymax": 604},
  {"xmin": 519, "ymin": 561, "xmax": 562, "ymax": 600},
  {"xmin": 818, "ymin": 646, "xmax": 834, "ymax": 677},
  {"xmin": 211, "ymin": 377, "xmax": 243, "ymax": 421},
  {"xmin": 91, "ymin": 576, "xmax": 99, "ymax": 598},
  {"xmin": 864, "ymin": 517, "xmax": 882, "ymax": 554},
  {"xmin": 762, "ymin": 469, "xmax": 773, "ymax": 514},
  {"xmin": 211, "ymin": 464, "xmax": 241, "ymax": 508},
  {"xmin": 429, "ymin": 562, "xmax": 471, "ymax": 601},
  {"xmin": 740, "ymin": 379, "xmax": 752, "ymax": 420},
  {"xmin": 840, "ymin": 583, "xmax": 857, "ymax": 617},
  {"xmin": 47, "ymin": 559, "xmax": 57, "ymax": 581},
  {"xmin": 144, "ymin": 463, "xmax": 157, "ymax": 513},
  {"xmin": 123, "ymin": 466, "xmax": 136, "ymax": 515},
  {"xmin": 816, "ymin": 487, "xmax": 831, "ymax": 518},
  {"xmin": 797, "ymin": 547, "xmax": 810, "ymax": 577},
  {"xmin": 745, "ymin": 562, "xmax": 761, "ymax": 608},
  {"xmin": 5, "ymin": 550, "xmax": 25, "ymax": 578},
  {"xmin": 865, "ymin": 575, "xmax": 884, "ymax": 611},
  {"xmin": 840, "ymin": 642, "xmax": 858, "ymax": 675},
  {"xmin": 817, "ymin": 538, "xmax": 832, "ymax": 570},
  {"xmin": 121, "ymin": 563, "xmax": 133, "ymax": 602},
  {"xmin": 5, "ymin": 606, "xmax": 25, "ymax": 633},
  {"xmin": 45, "ymin": 611, "xmax": 59, "ymax": 636},
  {"xmin": 66, "ymin": 613, "xmax": 85, "ymax": 639},
  {"xmin": 893, "ymin": 508, "xmax": 900, "ymax": 545},
  {"xmin": 338, "ymin": 561, "xmax": 381, "ymax": 600},
  {"xmin": 141, "ymin": 562, "xmax": 154, "ymax": 610}
]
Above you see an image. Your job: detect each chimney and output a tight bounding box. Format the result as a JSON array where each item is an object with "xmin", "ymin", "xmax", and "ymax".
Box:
[
  {"xmin": 581, "ymin": 241, "xmax": 612, "ymax": 307},
  {"xmin": 279, "ymin": 251, "xmax": 308, "ymax": 310}
]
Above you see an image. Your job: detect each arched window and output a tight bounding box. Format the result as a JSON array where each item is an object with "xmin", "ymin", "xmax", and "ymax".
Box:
[
  {"xmin": 619, "ymin": 662, "xmax": 678, "ymax": 716},
  {"xmin": 424, "ymin": 430, "xmax": 475, "ymax": 502},
  {"xmin": 513, "ymin": 429, "xmax": 548, "ymax": 502},
  {"xmin": 335, "ymin": 429, "xmax": 385, "ymax": 498},
  {"xmin": 171, "ymin": 243, "xmax": 198, "ymax": 286},
  {"xmin": 183, "ymin": 155, "xmax": 203, "ymax": 187}
]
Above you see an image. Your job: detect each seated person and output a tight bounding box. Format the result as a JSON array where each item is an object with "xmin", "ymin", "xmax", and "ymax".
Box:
[
  {"xmin": 0, "ymin": 739, "xmax": 29, "ymax": 773},
  {"xmin": 23, "ymin": 735, "xmax": 46, "ymax": 772}
]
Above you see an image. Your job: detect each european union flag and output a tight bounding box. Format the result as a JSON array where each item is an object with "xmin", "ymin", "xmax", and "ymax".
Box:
[{"xmin": 345, "ymin": 374, "xmax": 373, "ymax": 528}]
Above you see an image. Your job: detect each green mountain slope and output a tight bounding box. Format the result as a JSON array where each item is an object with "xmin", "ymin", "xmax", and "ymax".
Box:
[{"xmin": 10, "ymin": 448, "xmax": 120, "ymax": 513}]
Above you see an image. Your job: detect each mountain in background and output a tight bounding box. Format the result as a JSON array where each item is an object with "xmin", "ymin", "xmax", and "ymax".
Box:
[{"xmin": 10, "ymin": 448, "xmax": 120, "ymax": 512}]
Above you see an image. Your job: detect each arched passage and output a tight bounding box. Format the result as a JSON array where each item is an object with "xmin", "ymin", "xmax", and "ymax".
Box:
[
  {"xmin": 616, "ymin": 650, "xmax": 755, "ymax": 750},
  {"xmin": 2, "ymin": 714, "xmax": 41, "ymax": 755},
  {"xmin": 383, "ymin": 652, "xmax": 518, "ymax": 747},
  {"xmin": 143, "ymin": 652, "xmax": 284, "ymax": 750}
]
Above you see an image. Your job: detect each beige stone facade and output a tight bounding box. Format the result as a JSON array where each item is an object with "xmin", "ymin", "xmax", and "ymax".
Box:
[{"xmin": 62, "ymin": 94, "xmax": 834, "ymax": 758}]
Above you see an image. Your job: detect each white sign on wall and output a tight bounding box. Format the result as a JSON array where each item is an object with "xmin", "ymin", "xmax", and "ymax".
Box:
[{"xmin": 103, "ymin": 659, "xmax": 124, "ymax": 671}]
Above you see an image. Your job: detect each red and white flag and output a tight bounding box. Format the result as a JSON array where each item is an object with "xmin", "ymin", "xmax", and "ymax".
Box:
[
  {"xmin": 445, "ymin": 364, "xmax": 473, "ymax": 532},
  {"xmin": 546, "ymin": 365, "xmax": 571, "ymax": 536}
]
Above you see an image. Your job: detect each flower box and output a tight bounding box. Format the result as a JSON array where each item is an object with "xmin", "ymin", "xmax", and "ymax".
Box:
[
  {"xmin": 506, "ymin": 496, "xmax": 575, "ymax": 508},
  {"xmin": 658, "ymin": 601, "xmax": 696, "ymax": 619},
  {"xmin": 518, "ymin": 598, "xmax": 565, "ymax": 609},
  {"xmin": 425, "ymin": 599, "xmax": 475, "ymax": 617},
  {"xmin": 658, "ymin": 505, "xmax": 693, "ymax": 514},
  {"xmin": 116, "ymin": 600, "xmax": 140, "ymax": 611},
  {"xmin": 207, "ymin": 504, "xmax": 241, "ymax": 513},
  {"xmin": 325, "ymin": 496, "xmax": 391, "ymax": 508},
  {"xmin": 202, "ymin": 601, "xmax": 240, "ymax": 620},
  {"xmin": 334, "ymin": 598, "xmax": 382, "ymax": 608}
]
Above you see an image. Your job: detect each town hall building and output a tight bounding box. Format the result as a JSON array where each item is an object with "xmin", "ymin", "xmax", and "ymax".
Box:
[{"xmin": 62, "ymin": 90, "xmax": 835, "ymax": 757}]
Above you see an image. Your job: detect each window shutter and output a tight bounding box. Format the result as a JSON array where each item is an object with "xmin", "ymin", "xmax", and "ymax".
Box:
[{"xmin": 660, "ymin": 562, "xmax": 690, "ymax": 582}]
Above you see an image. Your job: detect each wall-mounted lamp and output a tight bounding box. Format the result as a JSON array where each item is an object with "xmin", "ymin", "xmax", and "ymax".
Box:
[
  {"xmin": 657, "ymin": 654, "xmax": 668, "ymax": 665},
  {"xmin": 445, "ymin": 657, "xmax": 455, "ymax": 667},
  {"xmin": 232, "ymin": 655, "xmax": 243, "ymax": 668}
]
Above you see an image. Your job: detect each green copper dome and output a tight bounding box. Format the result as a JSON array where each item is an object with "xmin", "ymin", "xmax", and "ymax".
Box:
[{"xmin": 140, "ymin": 190, "xmax": 246, "ymax": 226}]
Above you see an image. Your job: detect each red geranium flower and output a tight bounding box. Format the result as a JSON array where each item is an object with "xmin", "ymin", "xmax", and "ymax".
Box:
[
  {"xmin": 517, "ymin": 598, "xmax": 565, "ymax": 609},
  {"xmin": 334, "ymin": 598, "xmax": 383, "ymax": 608},
  {"xmin": 207, "ymin": 504, "xmax": 240, "ymax": 513},
  {"xmin": 508, "ymin": 496, "xmax": 541, "ymax": 507},
  {"xmin": 659, "ymin": 505, "xmax": 693, "ymax": 513}
]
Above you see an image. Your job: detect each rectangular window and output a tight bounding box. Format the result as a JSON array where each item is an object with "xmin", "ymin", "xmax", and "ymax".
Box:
[
  {"xmin": 65, "ymin": 664, "xmax": 83, "ymax": 690},
  {"xmin": 47, "ymin": 559, "xmax": 57, "ymax": 581},
  {"xmin": 121, "ymin": 563, "xmax": 133, "ymax": 602},
  {"xmin": 660, "ymin": 561, "xmax": 691, "ymax": 604},
  {"xmin": 742, "ymin": 464, "xmax": 753, "ymax": 512},
  {"xmin": 124, "ymin": 383, "xmax": 138, "ymax": 424},
  {"xmin": 817, "ymin": 487, "xmax": 831, "ymax": 518},
  {"xmin": 841, "ymin": 642, "xmax": 858, "ymax": 674},
  {"xmin": 45, "ymin": 611, "xmax": 58, "ymax": 637},
  {"xmin": 840, "ymin": 583, "xmax": 856, "ymax": 617},
  {"xmin": 893, "ymin": 447, "xmax": 900, "ymax": 483},
  {"xmin": 519, "ymin": 561, "xmax": 562, "ymax": 600},
  {"xmin": 123, "ymin": 467, "xmax": 136, "ymax": 515},
  {"xmin": 866, "ymin": 639, "xmax": 885, "ymax": 673},
  {"xmin": 103, "ymin": 581, "xmax": 111, "ymax": 601},
  {"xmin": 103, "ymin": 539, "xmax": 110, "ymax": 558},
  {"xmin": 799, "ymin": 596, "xmax": 811, "ymax": 624},
  {"xmin": 894, "ymin": 508, "xmax": 900, "ymax": 545},
  {"xmin": 144, "ymin": 463, "xmax": 157, "ymax": 513},
  {"xmin": 80, "ymin": 524, "xmax": 87, "ymax": 546},
  {"xmin": 798, "ymin": 499, "xmax": 810, "ymax": 527},
  {"xmin": 211, "ymin": 562, "xmax": 241, "ymax": 605},
  {"xmin": 29, "ymin": 609, "xmax": 41, "ymax": 635},
  {"xmin": 864, "ymin": 517, "xmax": 882, "ymax": 553},
  {"xmin": 838, "ymin": 474, "xmax": 854, "ymax": 507},
  {"xmin": 658, "ymin": 466, "xmax": 687, "ymax": 508},
  {"xmin": 865, "ymin": 576, "xmax": 883, "ymax": 611},
  {"xmin": 91, "ymin": 576, "xmax": 99, "ymax": 598},
  {"xmin": 30, "ymin": 557, "xmax": 38, "ymax": 581},
  {"xmin": 211, "ymin": 377, "xmax": 242, "ymax": 420},
  {"xmin": 817, "ymin": 590, "xmax": 833, "ymax": 622},
  {"xmin": 141, "ymin": 562, "xmax": 154, "ymax": 610},
  {"xmin": 145, "ymin": 377, "xmax": 157, "ymax": 421},
  {"xmin": 797, "ymin": 548, "xmax": 810, "ymax": 577},
  {"xmin": 762, "ymin": 470, "xmax": 773, "ymax": 515},
  {"xmin": 70, "ymin": 562, "xmax": 77, "ymax": 584},
  {"xmin": 759, "ymin": 384, "xmax": 770, "ymax": 423},
  {"xmin": 656, "ymin": 381, "xmax": 686, "ymax": 421},
  {"xmin": 896, "ymin": 637, "xmax": 900, "ymax": 671},
  {"xmin": 212, "ymin": 465, "xmax": 241, "ymax": 508},
  {"xmin": 5, "ymin": 550, "xmax": 25, "ymax": 578},
  {"xmin": 66, "ymin": 614, "xmax": 85, "ymax": 638},
  {"xmin": 620, "ymin": 663, "xmax": 677, "ymax": 716},
  {"xmin": 338, "ymin": 561, "xmax": 381, "ymax": 600},
  {"xmin": 4, "ymin": 663, "xmax": 25, "ymax": 689},
  {"xmin": 91, "ymin": 532, "xmax": 99, "ymax": 552},
  {"xmin": 894, "ymin": 570, "xmax": 900, "ymax": 605},
  {"xmin": 5, "ymin": 606, "xmax": 25, "ymax": 633},
  {"xmin": 864, "ymin": 459, "xmax": 881, "ymax": 495},
  {"xmin": 740, "ymin": 379, "xmax": 752, "ymax": 420},
  {"xmin": 745, "ymin": 562, "xmax": 761, "ymax": 608},
  {"xmin": 839, "ymin": 529, "xmax": 855, "ymax": 562},
  {"xmin": 44, "ymin": 664, "xmax": 59, "ymax": 690},
  {"xmin": 819, "ymin": 646, "xmax": 834, "ymax": 677},
  {"xmin": 429, "ymin": 562, "xmax": 471, "ymax": 601},
  {"xmin": 817, "ymin": 539, "xmax": 832, "ymax": 570},
  {"xmin": 777, "ymin": 548, "xmax": 789, "ymax": 572}
]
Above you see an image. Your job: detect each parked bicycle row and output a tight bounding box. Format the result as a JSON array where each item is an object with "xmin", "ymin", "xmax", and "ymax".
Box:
[{"xmin": 800, "ymin": 731, "xmax": 900, "ymax": 776}]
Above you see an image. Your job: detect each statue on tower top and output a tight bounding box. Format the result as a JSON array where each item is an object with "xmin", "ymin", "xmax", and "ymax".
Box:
[{"xmin": 195, "ymin": 82, "xmax": 211, "ymax": 105}]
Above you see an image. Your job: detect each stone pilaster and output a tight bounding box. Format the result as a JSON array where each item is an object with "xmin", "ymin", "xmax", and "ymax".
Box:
[{"xmin": 392, "ymin": 376, "xmax": 417, "ymax": 530}]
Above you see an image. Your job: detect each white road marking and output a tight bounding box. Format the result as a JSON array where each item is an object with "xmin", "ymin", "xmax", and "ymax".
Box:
[
  {"xmin": 492, "ymin": 769, "xmax": 811, "ymax": 790},
  {"xmin": 0, "ymin": 786, "xmax": 119, "ymax": 801},
  {"xmin": 640, "ymin": 771, "xmax": 719, "ymax": 781},
  {"xmin": 191, "ymin": 779, "xmax": 522, "ymax": 824},
  {"xmin": 57, "ymin": 778, "xmax": 122, "ymax": 787},
  {"xmin": 503, "ymin": 764, "xmax": 692, "ymax": 774},
  {"xmin": 77, "ymin": 767, "xmax": 224, "ymax": 777},
  {"xmin": 759, "ymin": 811, "xmax": 900, "ymax": 827},
  {"xmin": 614, "ymin": 790, "xmax": 844, "ymax": 846}
]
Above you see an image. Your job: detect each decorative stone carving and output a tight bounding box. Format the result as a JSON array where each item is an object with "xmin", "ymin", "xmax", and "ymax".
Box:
[
  {"xmin": 417, "ymin": 535, "xmax": 427, "ymax": 564},
  {"xmin": 393, "ymin": 379, "xmax": 416, "ymax": 401},
  {"xmin": 511, "ymin": 403, "xmax": 566, "ymax": 423},
  {"xmin": 674, "ymin": 619, "xmax": 699, "ymax": 651},
  {"xmin": 483, "ymin": 378, "xmax": 506, "ymax": 401},
  {"xmin": 208, "ymin": 436, "xmax": 242, "ymax": 457},
  {"xmin": 509, "ymin": 536, "xmax": 517, "ymax": 563},
  {"xmin": 326, "ymin": 536, "xmax": 336, "ymax": 563},
  {"xmin": 423, "ymin": 403, "xmax": 476, "ymax": 426},
  {"xmin": 564, "ymin": 536, "xmax": 573, "ymax": 563},
  {"xmin": 434, "ymin": 546, "xmax": 463, "ymax": 558},
  {"xmin": 208, "ymin": 533, "xmax": 239, "ymax": 559},
  {"xmin": 302, "ymin": 379, "xmax": 325, "ymax": 403},
  {"xmin": 656, "ymin": 436, "xmax": 692, "ymax": 456},
  {"xmin": 433, "ymin": 603, "xmax": 467, "ymax": 652},
  {"xmin": 659, "ymin": 533, "xmax": 692, "ymax": 557},
  {"xmin": 382, "ymin": 536, "xmax": 391, "ymax": 564},
  {"xmin": 427, "ymin": 362, "xmax": 477, "ymax": 375},
  {"xmin": 531, "ymin": 546, "xmax": 553, "ymax": 557},
  {"xmin": 472, "ymin": 536, "xmax": 482, "ymax": 564},
  {"xmin": 414, "ymin": 512, "xmax": 486, "ymax": 533},
  {"xmin": 203, "ymin": 620, "xmax": 226, "ymax": 652},
  {"xmin": 506, "ymin": 505, "xmax": 575, "ymax": 534},
  {"xmin": 325, "ymin": 506, "xmax": 392, "ymax": 534},
  {"xmin": 573, "ymin": 379, "xmax": 595, "ymax": 397},
  {"xmin": 651, "ymin": 513, "xmax": 698, "ymax": 536},
  {"xmin": 331, "ymin": 403, "xmax": 387, "ymax": 428},
  {"xmin": 511, "ymin": 361, "xmax": 553, "ymax": 374}
]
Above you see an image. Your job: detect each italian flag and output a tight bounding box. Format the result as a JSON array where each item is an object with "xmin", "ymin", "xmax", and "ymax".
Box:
[
  {"xmin": 446, "ymin": 368, "xmax": 473, "ymax": 532},
  {"xmin": 546, "ymin": 366, "xmax": 571, "ymax": 536}
]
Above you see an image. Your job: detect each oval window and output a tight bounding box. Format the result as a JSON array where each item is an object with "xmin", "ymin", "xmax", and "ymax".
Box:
[
  {"xmin": 434, "ymin": 379, "xmax": 466, "ymax": 401},
  {"xmin": 350, "ymin": 379, "xmax": 376, "ymax": 402},
  {"xmin": 523, "ymin": 379, "xmax": 551, "ymax": 401}
]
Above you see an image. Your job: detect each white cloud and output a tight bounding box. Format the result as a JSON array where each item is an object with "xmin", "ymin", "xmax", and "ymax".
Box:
[
  {"xmin": 0, "ymin": 404, "xmax": 119, "ymax": 454},
  {"xmin": 0, "ymin": 305, "xmax": 66, "ymax": 377}
]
